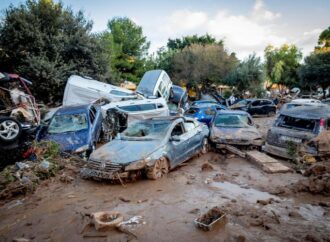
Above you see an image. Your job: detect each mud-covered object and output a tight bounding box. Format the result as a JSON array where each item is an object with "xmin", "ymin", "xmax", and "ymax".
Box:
[{"xmin": 309, "ymin": 130, "xmax": 330, "ymax": 155}]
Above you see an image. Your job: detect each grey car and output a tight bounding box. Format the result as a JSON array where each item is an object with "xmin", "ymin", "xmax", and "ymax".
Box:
[
  {"xmin": 81, "ymin": 116, "xmax": 209, "ymax": 180},
  {"xmin": 209, "ymin": 110, "xmax": 263, "ymax": 147},
  {"xmin": 264, "ymin": 106, "xmax": 330, "ymax": 159}
]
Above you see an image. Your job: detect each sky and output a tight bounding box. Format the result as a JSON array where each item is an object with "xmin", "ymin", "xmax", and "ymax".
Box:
[{"xmin": 1, "ymin": 0, "xmax": 329, "ymax": 60}]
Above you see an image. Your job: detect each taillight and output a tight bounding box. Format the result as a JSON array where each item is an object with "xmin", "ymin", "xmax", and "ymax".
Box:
[{"xmin": 320, "ymin": 118, "xmax": 325, "ymax": 132}]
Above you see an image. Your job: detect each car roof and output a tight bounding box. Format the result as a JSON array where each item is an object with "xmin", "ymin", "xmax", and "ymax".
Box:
[
  {"xmin": 291, "ymin": 98, "xmax": 320, "ymax": 103},
  {"xmin": 55, "ymin": 104, "xmax": 91, "ymax": 115},
  {"xmin": 280, "ymin": 106, "xmax": 330, "ymax": 119},
  {"xmin": 148, "ymin": 116, "xmax": 194, "ymax": 123}
]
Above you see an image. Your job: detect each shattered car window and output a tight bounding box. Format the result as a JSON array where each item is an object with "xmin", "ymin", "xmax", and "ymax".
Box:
[
  {"xmin": 48, "ymin": 113, "xmax": 88, "ymax": 134},
  {"xmin": 278, "ymin": 115, "xmax": 317, "ymax": 132},
  {"xmin": 185, "ymin": 108, "xmax": 199, "ymax": 115},
  {"xmin": 122, "ymin": 120, "xmax": 171, "ymax": 140},
  {"xmin": 214, "ymin": 114, "xmax": 249, "ymax": 128}
]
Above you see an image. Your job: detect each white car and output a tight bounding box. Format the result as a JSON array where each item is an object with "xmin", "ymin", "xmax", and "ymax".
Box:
[
  {"xmin": 62, "ymin": 75, "xmax": 136, "ymax": 106},
  {"xmin": 136, "ymin": 70, "xmax": 172, "ymax": 101}
]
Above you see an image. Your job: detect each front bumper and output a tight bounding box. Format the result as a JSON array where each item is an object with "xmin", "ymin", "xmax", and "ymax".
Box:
[
  {"xmin": 211, "ymin": 138, "xmax": 263, "ymax": 147},
  {"xmin": 80, "ymin": 167, "xmax": 129, "ymax": 180}
]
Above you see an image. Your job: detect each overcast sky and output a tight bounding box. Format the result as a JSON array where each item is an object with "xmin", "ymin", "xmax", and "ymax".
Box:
[{"xmin": 1, "ymin": 0, "xmax": 329, "ymax": 59}]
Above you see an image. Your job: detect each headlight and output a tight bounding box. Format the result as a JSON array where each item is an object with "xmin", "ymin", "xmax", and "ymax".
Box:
[
  {"xmin": 125, "ymin": 158, "xmax": 149, "ymax": 171},
  {"xmin": 75, "ymin": 145, "xmax": 89, "ymax": 153}
]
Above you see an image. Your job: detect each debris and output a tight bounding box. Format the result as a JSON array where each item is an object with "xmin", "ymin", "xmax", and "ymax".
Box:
[
  {"xmin": 257, "ymin": 198, "xmax": 274, "ymax": 205},
  {"xmin": 91, "ymin": 211, "xmax": 124, "ymax": 231},
  {"xmin": 204, "ymin": 178, "xmax": 212, "ymax": 184},
  {"xmin": 15, "ymin": 162, "xmax": 30, "ymax": 171},
  {"xmin": 137, "ymin": 199, "xmax": 148, "ymax": 203},
  {"xmin": 194, "ymin": 207, "xmax": 226, "ymax": 231},
  {"xmin": 59, "ymin": 174, "xmax": 74, "ymax": 183},
  {"xmin": 189, "ymin": 208, "xmax": 200, "ymax": 214},
  {"xmin": 227, "ymin": 154, "xmax": 236, "ymax": 159},
  {"xmin": 37, "ymin": 160, "xmax": 51, "ymax": 173},
  {"xmin": 302, "ymin": 155, "xmax": 316, "ymax": 164},
  {"xmin": 12, "ymin": 238, "xmax": 29, "ymax": 242},
  {"xmin": 224, "ymin": 145, "xmax": 246, "ymax": 158},
  {"xmin": 119, "ymin": 197, "xmax": 131, "ymax": 203},
  {"xmin": 201, "ymin": 162, "xmax": 214, "ymax": 171}
]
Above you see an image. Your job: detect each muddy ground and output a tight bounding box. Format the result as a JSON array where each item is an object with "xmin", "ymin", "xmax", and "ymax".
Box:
[{"xmin": 0, "ymin": 117, "xmax": 330, "ymax": 242}]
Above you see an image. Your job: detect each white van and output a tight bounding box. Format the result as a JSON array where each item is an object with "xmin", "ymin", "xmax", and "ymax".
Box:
[
  {"xmin": 62, "ymin": 75, "xmax": 136, "ymax": 106},
  {"xmin": 136, "ymin": 70, "xmax": 172, "ymax": 101}
]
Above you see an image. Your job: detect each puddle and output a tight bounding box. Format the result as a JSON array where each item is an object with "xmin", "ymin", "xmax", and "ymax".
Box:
[{"xmin": 208, "ymin": 181, "xmax": 278, "ymax": 203}]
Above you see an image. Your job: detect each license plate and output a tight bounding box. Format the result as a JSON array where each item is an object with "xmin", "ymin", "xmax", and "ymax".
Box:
[{"xmin": 280, "ymin": 135, "xmax": 302, "ymax": 143}]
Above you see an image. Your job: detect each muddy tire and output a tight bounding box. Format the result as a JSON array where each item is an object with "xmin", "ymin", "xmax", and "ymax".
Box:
[
  {"xmin": 201, "ymin": 137, "xmax": 209, "ymax": 154},
  {"xmin": 146, "ymin": 157, "xmax": 169, "ymax": 180},
  {"xmin": 0, "ymin": 117, "xmax": 22, "ymax": 144}
]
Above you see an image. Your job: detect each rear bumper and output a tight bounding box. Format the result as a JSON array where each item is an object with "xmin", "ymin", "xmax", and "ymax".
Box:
[
  {"xmin": 263, "ymin": 143, "xmax": 294, "ymax": 159},
  {"xmin": 211, "ymin": 138, "xmax": 263, "ymax": 147}
]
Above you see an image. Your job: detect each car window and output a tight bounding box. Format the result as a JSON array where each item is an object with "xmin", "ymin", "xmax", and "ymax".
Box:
[
  {"xmin": 110, "ymin": 90, "xmax": 132, "ymax": 96},
  {"xmin": 262, "ymin": 100, "xmax": 272, "ymax": 105},
  {"xmin": 119, "ymin": 104, "xmax": 156, "ymax": 112},
  {"xmin": 89, "ymin": 106, "xmax": 96, "ymax": 124},
  {"xmin": 278, "ymin": 115, "xmax": 317, "ymax": 132},
  {"xmin": 185, "ymin": 108, "xmax": 199, "ymax": 115},
  {"xmin": 171, "ymin": 122, "xmax": 185, "ymax": 136},
  {"xmin": 251, "ymin": 101, "xmax": 261, "ymax": 106},
  {"xmin": 184, "ymin": 121, "xmax": 196, "ymax": 132}
]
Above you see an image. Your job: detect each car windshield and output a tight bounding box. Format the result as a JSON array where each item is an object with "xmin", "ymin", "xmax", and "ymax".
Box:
[
  {"xmin": 48, "ymin": 113, "xmax": 88, "ymax": 134},
  {"xmin": 214, "ymin": 114, "xmax": 249, "ymax": 128},
  {"xmin": 121, "ymin": 120, "xmax": 171, "ymax": 140}
]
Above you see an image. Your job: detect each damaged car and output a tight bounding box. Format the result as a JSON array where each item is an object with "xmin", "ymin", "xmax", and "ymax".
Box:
[
  {"xmin": 230, "ymin": 99, "xmax": 276, "ymax": 116},
  {"xmin": 210, "ymin": 110, "xmax": 263, "ymax": 148},
  {"xmin": 36, "ymin": 104, "xmax": 103, "ymax": 157},
  {"xmin": 264, "ymin": 106, "xmax": 330, "ymax": 159},
  {"xmin": 81, "ymin": 116, "xmax": 209, "ymax": 181}
]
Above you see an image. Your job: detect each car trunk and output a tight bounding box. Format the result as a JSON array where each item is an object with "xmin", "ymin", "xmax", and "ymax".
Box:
[{"xmin": 267, "ymin": 115, "xmax": 319, "ymax": 148}]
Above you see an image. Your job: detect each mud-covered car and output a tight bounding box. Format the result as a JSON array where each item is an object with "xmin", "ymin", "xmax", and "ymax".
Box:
[
  {"xmin": 81, "ymin": 116, "xmax": 209, "ymax": 180},
  {"xmin": 264, "ymin": 106, "xmax": 330, "ymax": 159},
  {"xmin": 36, "ymin": 104, "xmax": 103, "ymax": 157},
  {"xmin": 230, "ymin": 99, "xmax": 276, "ymax": 116},
  {"xmin": 209, "ymin": 110, "xmax": 263, "ymax": 148}
]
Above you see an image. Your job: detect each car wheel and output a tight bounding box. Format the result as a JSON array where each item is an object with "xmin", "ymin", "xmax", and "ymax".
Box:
[
  {"xmin": 146, "ymin": 157, "xmax": 169, "ymax": 180},
  {"xmin": 201, "ymin": 137, "xmax": 209, "ymax": 154},
  {"xmin": 267, "ymin": 110, "xmax": 276, "ymax": 116},
  {"xmin": 0, "ymin": 117, "xmax": 22, "ymax": 144}
]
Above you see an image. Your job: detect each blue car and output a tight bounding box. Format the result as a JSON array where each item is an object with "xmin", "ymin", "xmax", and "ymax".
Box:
[
  {"xmin": 37, "ymin": 104, "xmax": 103, "ymax": 157},
  {"xmin": 185, "ymin": 103, "xmax": 228, "ymax": 125},
  {"xmin": 81, "ymin": 116, "xmax": 209, "ymax": 180}
]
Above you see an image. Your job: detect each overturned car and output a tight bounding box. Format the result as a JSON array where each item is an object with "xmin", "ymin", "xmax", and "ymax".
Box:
[{"xmin": 81, "ymin": 116, "xmax": 209, "ymax": 181}]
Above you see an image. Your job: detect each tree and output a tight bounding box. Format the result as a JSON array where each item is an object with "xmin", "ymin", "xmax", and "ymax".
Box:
[
  {"xmin": 170, "ymin": 44, "xmax": 237, "ymax": 89},
  {"xmin": 315, "ymin": 26, "xmax": 330, "ymax": 52},
  {"xmin": 0, "ymin": 0, "xmax": 109, "ymax": 103},
  {"xmin": 167, "ymin": 34, "xmax": 222, "ymax": 50},
  {"xmin": 264, "ymin": 44, "xmax": 302, "ymax": 90},
  {"xmin": 299, "ymin": 52, "xmax": 330, "ymax": 98},
  {"xmin": 225, "ymin": 54, "xmax": 264, "ymax": 97},
  {"xmin": 100, "ymin": 17, "xmax": 150, "ymax": 83}
]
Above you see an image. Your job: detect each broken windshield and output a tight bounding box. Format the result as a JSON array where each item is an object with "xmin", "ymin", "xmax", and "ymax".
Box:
[
  {"xmin": 121, "ymin": 120, "xmax": 171, "ymax": 140},
  {"xmin": 48, "ymin": 113, "xmax": 88, "ymax": 134},
  {"xmin": 214, "ymin": 114, "xmax": 249, "ymax": 128},
  {"xmin": 278, "ymin": 115, "xmax": 317, "ymax": 132}
]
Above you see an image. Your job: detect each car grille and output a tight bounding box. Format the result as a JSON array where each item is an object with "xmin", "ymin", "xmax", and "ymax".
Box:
[{"xmin": 87, "ymin": 159, "xmax": 124, "ymax": 173}]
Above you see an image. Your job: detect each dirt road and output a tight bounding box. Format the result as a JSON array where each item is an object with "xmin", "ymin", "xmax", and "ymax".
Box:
[{"xmin": 0, "ymin": 117, "xmax": 329, "ymax": 242}]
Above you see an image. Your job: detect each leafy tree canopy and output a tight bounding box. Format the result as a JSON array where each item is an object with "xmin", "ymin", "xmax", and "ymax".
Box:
[
  {"xmin": 264, "ymin": 44, "xmax": 302, "ymax": 89},
  {"xmin": 315, "ymin": 26, "xmax": 330, "ymax": 53},
  {"xmin": 167, "ymin": 34, "xmax": 222, "ymax": 50},
  {"xmin": 0, "ymin": 0, "xmax": 109, "ymax": 103}
]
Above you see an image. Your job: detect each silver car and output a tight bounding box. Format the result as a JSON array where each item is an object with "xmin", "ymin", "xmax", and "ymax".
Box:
[
  {"xmin": 210, "ymin": 110, "xmax": 263, "ymax": 148},
  {"xmin": 81, "ymin": 116, "xmax": 209, "ymax": 180}
]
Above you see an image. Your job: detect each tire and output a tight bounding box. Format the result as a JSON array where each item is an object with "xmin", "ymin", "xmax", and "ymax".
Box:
[
  {"xmin": 0, "ymin": 117, "xmax": 22, "ymax": 144},
  {"xmin": 201, "ymin": 137, "xmax": 209, "ymax": 154},
  {"xmin": 146, "ymin": 157, "xmax": 169, "ymax": 180}
]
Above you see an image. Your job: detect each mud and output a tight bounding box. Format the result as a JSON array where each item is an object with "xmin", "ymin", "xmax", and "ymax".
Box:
[{"xmin": 0, "ymin": 150, "xmax": 329, "ymax": 241}]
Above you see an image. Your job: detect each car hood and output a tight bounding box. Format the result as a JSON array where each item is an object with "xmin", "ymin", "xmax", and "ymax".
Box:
[
  {"xmin": 89, "ymin": 139, "xmax": 162, "ymax": 165},
  {"xmin": 43, "ymin": 129, "xmax": 89, "ymax": 152},
  {"xmin": 211, "ymin": 126, "xmax": 262, "ymax": 141}
]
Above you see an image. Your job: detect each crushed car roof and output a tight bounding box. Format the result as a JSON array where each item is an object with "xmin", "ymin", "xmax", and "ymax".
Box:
[
  {"xmin": 55, "ymin": 104, "xmax": 92, "ymax": 115},
  {"xmin": 280, "ymin": 106, "xmax": 330, "ymax": 119}
]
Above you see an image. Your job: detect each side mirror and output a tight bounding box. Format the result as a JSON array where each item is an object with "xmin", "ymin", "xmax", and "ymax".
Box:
[{"xmin": 170, "ymin": 135, "xmax": 181, "ymax": 142}]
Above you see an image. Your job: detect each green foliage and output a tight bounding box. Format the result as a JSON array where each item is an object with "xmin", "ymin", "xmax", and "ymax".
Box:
[
  {"xmin": 264, "ymin": 44, "xmax": 302, "ymax": 89},
  {"xmin": 223, "ymin": 90, "xmax": 232, "ymax": 99},
  {"xmin": 99, "ymin": 17, "xmax": 150, "ymax": 83},
  {"xmin": 0, "ymin": 0, "xmax": 109, "ymax": 103},
  {"xmin": 169, "ymin": 43, "xmax": 237, "ymax": 88},
  {"xmin": 299, "ymin": 52, "xmax": 330, "ymax": 96},
  {"xmin": 225, "ymin": 54, "xmax": 264, "ymax": 96},
  {"xmin": 167, "ymin": 34, "xmax": 222, "ymax": 50},
  {"xmin": 315, "ymin": 26, "xmax": 330, "ymax": 51}
]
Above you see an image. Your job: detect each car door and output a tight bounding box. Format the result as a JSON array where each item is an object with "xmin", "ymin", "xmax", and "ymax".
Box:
[
  {"xmin": 167, "ymin": 121, "xmax": 190, "ymax": 166},
  {"xmin": 89, "ymin": 106, "xmax": 101, "ymax": 144},
  {"xmin": 249, "ymin": 100, "xmax": 261, "ymax": 115},
  {"xmin": 183, "ymin": 120, "xmax": 201, "ymax": 155}
]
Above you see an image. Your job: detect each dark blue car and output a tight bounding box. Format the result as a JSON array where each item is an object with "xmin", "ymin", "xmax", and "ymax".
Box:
[
  {"xmin": 185, "ymin": 103, "xmax": 228, "ymax": 125},
  {"xmin": 37, "ymin": 104, "xmax": 103, "ymax": 157}
]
